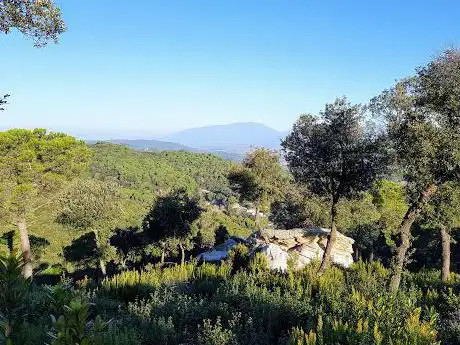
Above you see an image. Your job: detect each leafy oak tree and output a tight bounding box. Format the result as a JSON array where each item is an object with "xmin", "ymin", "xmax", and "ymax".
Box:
[
  {"xmin": 0, "ymin": 0, "xmax": 66, "ymax": 47},
  {"xmin": 282, "ymin": 97, "xmax": 388, "ymax": 272},
  {"xmin": 228, "ymin": 148, "xmax": 289, "ymax": 227},
  {"xmin": 143, "ymin": 189, "xmax": 202, "ymax": 265},
  {"xmin": 57, "ymin": 178, "xmax": 123, "ymax": 276},
  {"xmin": 423, "ymin": 182, "xmax": 460, "ymax": 282},
  {"xmin": 0, "ymin": 129, "xmax": 91, "ymax": 278},
  {"xmin": 370, "ymin": 49, "xmax": 460, "ymax": 291}
]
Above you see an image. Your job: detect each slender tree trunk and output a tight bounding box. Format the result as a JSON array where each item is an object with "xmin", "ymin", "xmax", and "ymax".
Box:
[
  {"xmin": 18, "ymin": 213, "xmax": 32, "ymax": 279},
  {"xmin": 255, "ymin": 205, "xmax": 260, "ymax": 229},
  {"xmin": 179, "ymin": 243, "xmax": 185, "ymax": 266},
  {"xmin": 93, "ymin": 230, "xmax": 107, "ymax": 277},
  {"xmin": 99, "ymin": 258, "xmax": 107, "ymax": 276},
  {"xmin": 161, "ymin": 248, "xmax": 165, "ymax": 265},
  {"xmin": 354, "ymin": 248, "xmax": 359, "ymax": 262},
  {"xmin": 369, "ymin": 248, "xmax": 374, "ymax": 262},
  {"xmin": 390, "ymin": 184, "xmax": 437, "ymax": 292},
  {"xmin": 319, "ymin": 201, "xmax": 338, "ymax": 273},
  {"xmin": 440, "ymin": 226, "xmax": 451, "ymax": 283}
]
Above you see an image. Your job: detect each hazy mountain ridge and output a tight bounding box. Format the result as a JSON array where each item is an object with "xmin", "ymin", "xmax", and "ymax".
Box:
[
  {"xmin": 86, "ymin": 139, "xmax": 194, "ymax": 151},
  {"xmin": 86, "ymin": 122, "xmax": 285, "ymax": 161},
  {"xmin": 163, "ymin": 122, "xmax": 285, "ymax": 154}
]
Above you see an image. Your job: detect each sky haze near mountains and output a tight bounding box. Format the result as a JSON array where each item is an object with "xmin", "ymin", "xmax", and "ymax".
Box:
[
  {"xmin": 88, "ymin": 122, "xmax": 286, "ymax": 161},
  {"xmin": 2, "ymin": 0, "xmax": 460, "ymax": 136}
]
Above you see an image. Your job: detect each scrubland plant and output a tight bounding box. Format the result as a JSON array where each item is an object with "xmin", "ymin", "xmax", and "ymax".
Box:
[
  {"xmin": 0, "ymin": 251, "xmax": 452, "ymax": 345},
  {"xmin": 0, "ymin": 253, "xmax": 29, "ymax": 344}
]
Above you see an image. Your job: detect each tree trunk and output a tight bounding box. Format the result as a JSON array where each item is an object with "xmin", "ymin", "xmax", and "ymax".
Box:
[
  {"xmin": 18, "ymin": 213, "xmax": 32, "ymax": 279},
  {"xmin": 99, "ymin": 258, "xmax": 107, "ymax": 276},
  {"xmin": 255, "ymin": 205, "xmax": 260, "ymax": 229},
  {"xmin": 319, "ymin": 201, "xmax": 338, "ymax": 273},
  {"xmin": 369, "ymin": 248, "xmax": 374, "ymax": 262},
  {"xmin": 93, "ymin": 230, "xmax": 107, "ymax": 277},
  {"xmin": 440, "ymin": 226, "xmax": 451, "ymax": 283},
  {"xmin": 179, "ymin": 243, "xmax": 185, "ymax": 266},
  {"xmin": 390, "ymin": 184, "xmax": 437, "ymax": 292},
  {"xmin": 161, "ymin": 248, "xmax": 165, "ymax": 265}
]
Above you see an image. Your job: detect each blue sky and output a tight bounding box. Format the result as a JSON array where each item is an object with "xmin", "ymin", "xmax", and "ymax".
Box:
[{"xmin": 1, "ymin": 0, "xmax": 459, "ymax": 138}]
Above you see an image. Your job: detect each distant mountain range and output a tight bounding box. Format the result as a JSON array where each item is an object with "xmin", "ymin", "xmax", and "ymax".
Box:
[
  {"xmin": 87, "ymin": 122, "xmax": 286, "ymax": 161},
  {"xmin": 163, "ymin": 122, "xmax": 286, "ymax": 154}
]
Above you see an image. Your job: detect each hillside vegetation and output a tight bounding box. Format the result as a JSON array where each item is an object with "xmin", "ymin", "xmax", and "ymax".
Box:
[{"xmin": 1, "ymin": 20, "xmax": 460, "ymax": 344}]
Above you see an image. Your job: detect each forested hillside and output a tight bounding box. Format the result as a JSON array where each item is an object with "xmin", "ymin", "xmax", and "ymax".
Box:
[
  {"xmin": 0, "ymin": 143, "xmax": 242, "ymax": 271},
  {"xmin": 90, "ymin": 143, "xmax": 200, "ymax": 198},
  {"xmin": 157, "ymin": 150, "xmax": 234, "ymax": 195}
]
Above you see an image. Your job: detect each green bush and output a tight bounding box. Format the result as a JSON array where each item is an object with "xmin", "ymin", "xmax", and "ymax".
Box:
[{"xmin": 0, "ymin": 252, "xmax": 453, "ymax": 345}]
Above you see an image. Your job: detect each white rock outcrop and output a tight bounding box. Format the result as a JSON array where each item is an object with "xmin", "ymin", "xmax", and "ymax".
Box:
[
  {"xmin": 256, "ymin": 243, "xmax": 290, "ymax": 271},
  {"xmin": 197, "ymin": 227, "xmax": 355, "ymax": 271},
  {"xmin": 256, "ymin": 227, "xmax": 354, "ymax": 269}
]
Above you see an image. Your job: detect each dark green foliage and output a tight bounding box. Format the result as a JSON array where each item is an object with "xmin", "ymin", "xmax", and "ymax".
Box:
[
  {"xmin": 143, "ymin": 189, "xmax": 203, "ymax": 263},
  {"xmin": 283, "ymin": 98, "xmax": 389, "ymax": 270},
  {"xmin": 158, "ymin": 150, "xmax": 234, "ymax": 195},
  {"xmin": 90, "ymin": 143, "xmax": 199, "ymax": 201},
  {"xmin": 416, "ymin": 49, "xmax": 460, "ymax": 130},
  {"xmin": 0, "ymin": 253, "xmax": 29, "ymax": 342},
  {"xmin": 143, "ymin": 189, "xmax": 202, "ymax": 242},
  {"xmin": 29, "ymin": 234, "xmax": 50, "ymax": 262},
  {"xmin": 370, "ymin": 50, "xmax": 460, "ymax": 291},
  {"xmin": 270, "ymin": 198, "xmax": 308, "ymax": 229},
  {"xmin": 228, "ymin": 148, "xmax": 289, "ymax": 215},
  {"xmin": 229, "ymin": 244, "xmax": 250, "ymax": 273},
  {"xmin": 57, "ymin": 179, "xmax": 121, "ymax": 229},
  {"xmin": 0, "ymin": 0, "xmax": 66, "ymax": 47},
  {"xmin": 283, "ymin": 98, "xmax": 388, "ymax": 201},
  {"xmin": 63, "ymin": 232, "xmax": 99, "ymax": 268},
  {"xmin": 0, "ymin": 128, "xmax": 92, "ymax": 277},
  {"xmin": 192, "ymin": 207, "xmax": 255, "ymax": 246},
  {"xmin": 215, "ymin": 225, "xmax": 230, "ymax": 245},
  {"xmin": 423, "ymin": 182, "xmax": 460, "ymax": 231},
  {"xmin": 98, "ymin": 260, "xmax": 446, "ymax": 345}
]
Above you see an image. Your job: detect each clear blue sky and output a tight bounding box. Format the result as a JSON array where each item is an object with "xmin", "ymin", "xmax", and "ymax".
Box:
[{"xmin": 1, "ymin": 0, "xmax": 459, "ymax": 138}]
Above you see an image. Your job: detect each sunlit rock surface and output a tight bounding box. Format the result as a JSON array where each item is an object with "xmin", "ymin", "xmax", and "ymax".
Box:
[
  {"xmin": 257, "ymin": 227, "xmax": 355, "ymax": 270},
  {"xmin": 197, "ymin": 227, "xmax": 355, "ymax": 271}
]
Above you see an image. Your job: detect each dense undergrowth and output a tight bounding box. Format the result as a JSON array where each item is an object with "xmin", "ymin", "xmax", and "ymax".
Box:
[{"xmin": 2, "ymin": 253, "xmax": 459, "ymax": 345}]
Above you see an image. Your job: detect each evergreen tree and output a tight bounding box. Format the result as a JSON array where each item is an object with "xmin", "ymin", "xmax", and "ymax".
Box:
[
  {"xmin": 370, "ymin": 49, "xmax": 460, "ymax": 291},
  {"xmin": 228, "ymin": 148, "xmax": 289, "ymax": 227},
  {"xmin": 143, "ymin": 189, "xmax": 202, "ymax": 265},
  {"xmin": 0, "ymin": 129, "xmax": 91, "ymax": 278},
  {"xmin": 57, "ymin": 178, "xmax": 123, "ymax": 276},
  {"xmin": 282, "ymin": 97, "xmax": 388, "ymax": 272}
]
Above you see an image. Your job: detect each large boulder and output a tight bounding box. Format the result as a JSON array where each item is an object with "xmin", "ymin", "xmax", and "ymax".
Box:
[
  {"xmin": 255, "ymin": 243, "xmax": 289, "ymax": 271},
  {"xmin": 196, "ymin": 227, "xmax": 355, "ymax": 270},
  {"xmin": 257, "ymin": 227, "xmax": 354, "ymax": 269}
]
